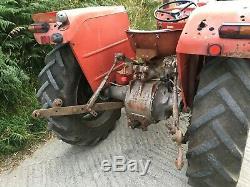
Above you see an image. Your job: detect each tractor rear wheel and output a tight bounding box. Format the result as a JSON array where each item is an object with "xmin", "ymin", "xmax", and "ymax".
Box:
[
  {"xmin": 37, "ymin": 45, "xmax": 121, "ymax": 145},
  {"xmin": 186, "ymin": 57, "xmax": 250, "ymax": 187}
]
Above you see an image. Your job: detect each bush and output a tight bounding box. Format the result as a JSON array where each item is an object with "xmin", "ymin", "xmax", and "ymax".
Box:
[
  {"xmin": 0, "ymin": 0, "xmax": 51, "ymax": 156},
  {"xmin": 0, "ymin": 49, "xmax": 29, "ymax": 106}
]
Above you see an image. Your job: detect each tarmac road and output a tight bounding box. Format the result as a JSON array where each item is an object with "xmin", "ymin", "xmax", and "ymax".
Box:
[
  {"xmin": 0, "ymin": 111, "xmax": 190, "ymax": 187},
  {"xmin": 0, "ymin": 111, "xmax": 249, "ymax": 187}
]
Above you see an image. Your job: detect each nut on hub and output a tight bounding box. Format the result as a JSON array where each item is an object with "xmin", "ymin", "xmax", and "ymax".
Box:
[
  {"xmin": 32, "ymin": 110, "xmax": 40, "ymax": 118},
  {"xmin": 53, "ymin": 98, "xmax": 63, "ymax": 107}
]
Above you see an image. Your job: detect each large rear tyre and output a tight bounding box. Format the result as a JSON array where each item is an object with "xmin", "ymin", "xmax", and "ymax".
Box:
[
  {"xmin": 186, "ymin": 58, "xmax": 250, "ymax": 187},
  {"xmin": 37, "ymin": 45, "xmax": 121, "ymax": 146}
]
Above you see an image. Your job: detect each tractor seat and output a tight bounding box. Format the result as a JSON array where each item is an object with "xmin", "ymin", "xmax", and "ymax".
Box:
[{"xmin": 126, "ymin": 29, "xmax": 182, "ymax": 60}]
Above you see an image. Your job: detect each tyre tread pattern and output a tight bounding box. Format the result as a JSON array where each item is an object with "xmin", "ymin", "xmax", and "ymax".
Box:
[
  {"xmin": 37, "ymin": 45, "xmax": 120, "ymax": 146},
  {"xmin": 218, "ymin": 88, "xmax": 249, "ymax": 129},
  {"xmin": 187, "ymin": 58, "xmax": 250, "ymax": 187},
  {"xmin": 188, "ymin": 104, "xmax": 225, "ymax": 134},
  {"xmin": 46, "ymin": 70, "xmax": 59, "ymax": 90},
  {"xmin": 211, "ymin": 120, "xmax": 243, "ymax": 159},
  {"xmin": 207, "ymin": 154, "xmax": 236, "ymax": 183}
]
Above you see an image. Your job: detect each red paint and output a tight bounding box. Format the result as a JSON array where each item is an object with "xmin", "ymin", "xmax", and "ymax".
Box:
[
  {"xmin": 177, "ymin": 1, "xmax": 250, "ymax": 108},
  {"xmin": 40, "ymin": 36, "xmax": 50, "ymax": 44},
  {"xmin": 32, "ymin": 11, "xmax": 57, "ymax": 23},
  {"xmin": 177, "ymin": 2, "xmax": 250, "ymax": 58},
  {"xmin": 69, "ymin": 10, "xmax": 134, "ymax": 90},
  {"xmin": 32, "ymin": 6, "xmax": 135, "ymax": 91},
  {"xmin": 95, "ymin": 63, "xmax": 125, "ymax": 81},
  {"xmin": 157, "ymin": 2, "xmax": 206, "ymax": 30}
]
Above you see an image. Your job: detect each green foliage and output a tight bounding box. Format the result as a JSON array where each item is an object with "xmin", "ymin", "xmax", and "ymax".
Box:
[
  {"xmin": 118, "ymin": 0, "xmax": 159, "ymax": 29},
  {"xmin": 0, "ymin": 0, "xmax": 52, "ymax": 75},
  {"xmin": 0, "ymin": 0, "xmax": 52, "ymax": 156},
  {"xmin": 0, "ymin": 49, "xmax": 29, "ymax": 106},
  {"xmin": 0, "ymin": 83, "xmax": 45, "ymax": 155},
  {"xmin": 57, "ymin": 0, "xmax": 160, "ymax": 29}
]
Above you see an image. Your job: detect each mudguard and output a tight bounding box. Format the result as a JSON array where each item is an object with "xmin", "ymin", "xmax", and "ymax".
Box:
[
  {"xmin": 176, "ymin": 1, "xmax": 250, "ymax": 108},
  {"xmin": 177, "ymin": 1, "xmax": 250, "ymax": 58},
  {"xmin": 32, "ymin": 6, "xmax": 135, "ymax": 91}
]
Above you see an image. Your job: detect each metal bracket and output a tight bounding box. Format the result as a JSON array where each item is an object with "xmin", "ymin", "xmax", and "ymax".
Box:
[{"xmin": 32, "ymin": 102, "xmax": 124, "ymax": 119}]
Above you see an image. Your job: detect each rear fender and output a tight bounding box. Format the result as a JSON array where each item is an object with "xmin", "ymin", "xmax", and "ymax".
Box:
[
  {"xmin": 32, "ymin": 6, "xmax": 128, "ymax": 45},
  {"xmin": 177, "ymin": 1, "xmax": 250, "ymax": 58},
  {"xmin": 177, "ymin": 1, "xmax": 250, "ymax": 109},
  {"xmin": 32, "ymin": 6, "xmax": 135, "ymax": 91}
]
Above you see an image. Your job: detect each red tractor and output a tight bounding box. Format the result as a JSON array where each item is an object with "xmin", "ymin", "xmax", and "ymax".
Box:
[{"xmin": 30, "ymin": 1, "xmax": 250, "ymax": 186}]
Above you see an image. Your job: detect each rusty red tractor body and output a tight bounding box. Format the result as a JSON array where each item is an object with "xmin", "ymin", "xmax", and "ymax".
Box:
[{"xmin": 31, "ymin": 1, "xmax": 250, "ymax": 186}]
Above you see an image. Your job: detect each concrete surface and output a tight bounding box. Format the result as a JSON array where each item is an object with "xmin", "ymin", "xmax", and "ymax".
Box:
[
  {"xmin": 0, "ymin": 113, "xmax": 189, "ymax": 187},
  {"xmin": 237, "ymin": 129, "xmax": 250, "ymax": 187},
  {"xmin": 0, "ymin": 112, "xmax": 249, "ymax": 187}
]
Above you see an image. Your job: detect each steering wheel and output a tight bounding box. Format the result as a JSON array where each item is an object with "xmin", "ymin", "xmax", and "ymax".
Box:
[{"xmin": 154, "ymin": 0, "xmax": 197, "ymax": 23}]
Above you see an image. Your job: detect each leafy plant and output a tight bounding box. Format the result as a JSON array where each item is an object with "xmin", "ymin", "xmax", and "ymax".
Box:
[
  {"xmin": 0, "ymin": 0, "xmax": 51, "ymax": 156},
  {"xmin": 0, "ymin": 49, "xmax": 29, "ymax": 106}
]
